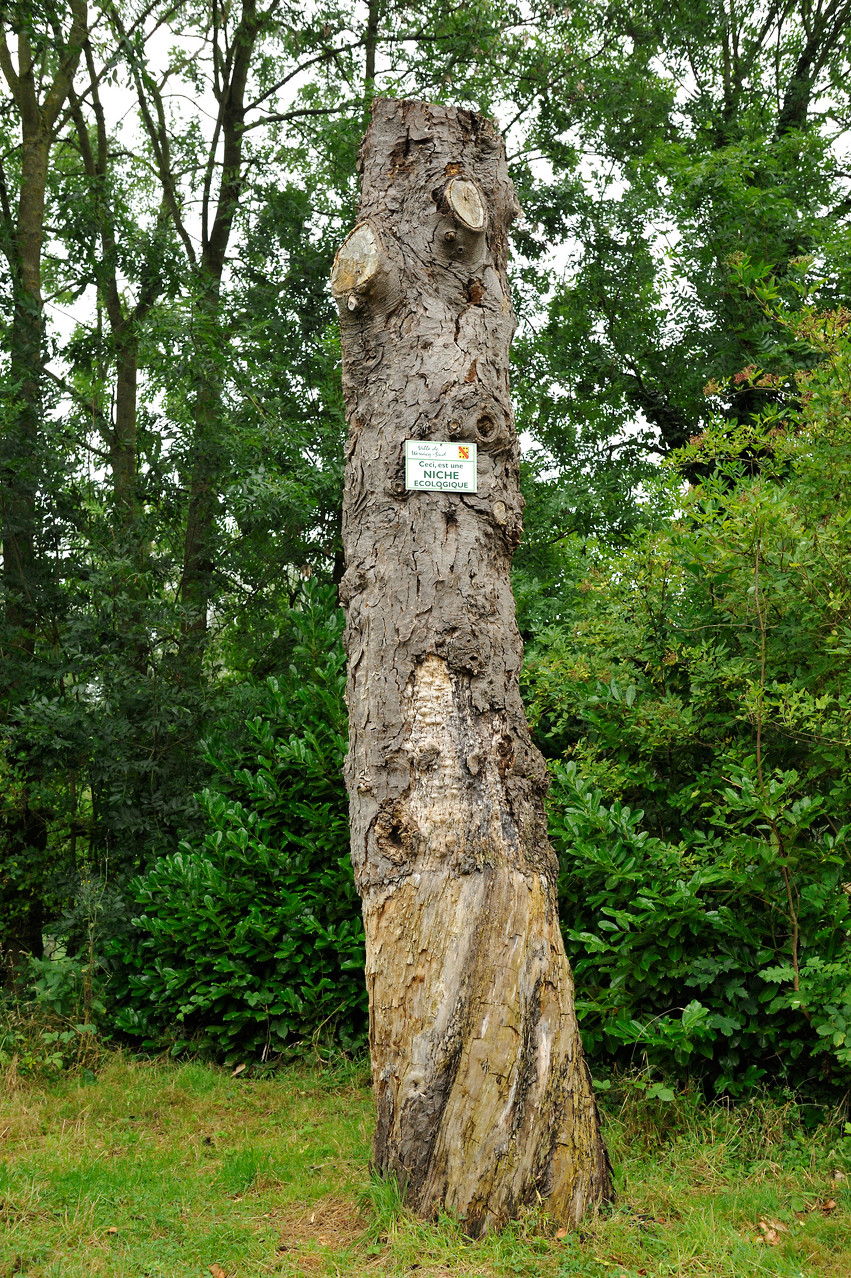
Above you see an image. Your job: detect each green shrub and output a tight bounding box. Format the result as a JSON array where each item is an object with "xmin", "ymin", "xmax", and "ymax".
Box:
[
  {"xmin": 530, "ymin": 299, "xmax": 851, "ymax": 1093},
  {"xmin": 109, "ymin": 585, "xmax": 366, "ymax": 1060},
  {"xmin": 0, "ymin": 952, "xmax": 106, "ymax": 1078},
  {"xmin": 551, "ymin": 762, "xmax": 851, "ymax": 1093}
]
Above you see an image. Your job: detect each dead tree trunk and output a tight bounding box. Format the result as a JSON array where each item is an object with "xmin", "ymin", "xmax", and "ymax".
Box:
[{"xmin": 331, "ymin": 98, "xmax": 612, "ymax": 1235}]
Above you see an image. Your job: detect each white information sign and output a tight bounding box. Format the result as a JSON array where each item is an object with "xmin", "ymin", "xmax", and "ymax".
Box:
[{"xmin": 404, "ymin": 440, "xmax": 477, "ymax": 493}]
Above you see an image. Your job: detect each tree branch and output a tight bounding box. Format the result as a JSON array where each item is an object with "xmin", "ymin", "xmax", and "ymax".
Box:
[
  {"xmin": 43, "ymin": 0, "xmax": 88, "ymax": 133},
  {"xmin": 107, "ymin": 2, "xmax": 197, "ymax": 269},
  {"xmin": 242, "ymin": 102, "xmax": 349, "ymax": 131}
]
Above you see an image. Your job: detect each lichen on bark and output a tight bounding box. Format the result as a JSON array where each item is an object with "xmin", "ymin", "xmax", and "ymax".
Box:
[{"xmin": 332, "ymin": 96, "xmax": 612, "ymax": 1235}]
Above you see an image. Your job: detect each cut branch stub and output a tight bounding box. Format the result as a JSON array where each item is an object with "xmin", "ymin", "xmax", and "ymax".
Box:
[
  {"xmin": 445, "ymin": 177, "xmax": 486, "ymax": 230},
  {"xmin": 333, "ymin": 97, "xmax": 612, "ymax": 1236},
  {"xmin": 331, "ymin": 221, "xmax": 401, "ymax": 317},
  {"xmin": 331, "ymin": 222, "xmax": 380, "ymax": 306}
]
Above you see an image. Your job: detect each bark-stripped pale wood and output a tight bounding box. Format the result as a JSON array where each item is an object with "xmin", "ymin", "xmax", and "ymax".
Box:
[{"xmin": 332, "ymin": 97, "xmax": 612, "ymax": 1235}]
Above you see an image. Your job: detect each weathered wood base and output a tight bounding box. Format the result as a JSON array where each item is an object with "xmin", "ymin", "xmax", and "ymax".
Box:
[
  {"xmin": 363, "ymin": 656, "xmax": 611, "ymax": 1234},
  {"xmin": 366, "ymin": 868, "xmax": 610, "ymax": 1232}
]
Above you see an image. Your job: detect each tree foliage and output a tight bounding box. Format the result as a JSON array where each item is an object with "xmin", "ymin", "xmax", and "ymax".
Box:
[
  {"xmin": 524, "ymin": 292, "xmax": 851, "ymax": 1089},
  {"xmin": 0, "ymin": 0, "xmax": 848, "ymax": 1094},
  {"xmin": 109, "ymin": 585, "xmax": 366, "ymax": 1059}
]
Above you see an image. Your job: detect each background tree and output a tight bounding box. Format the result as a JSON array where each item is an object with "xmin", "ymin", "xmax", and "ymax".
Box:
[
  {"xmin": 0, "ymin": 0, "xmax": 87, "ymax": 976},
  {"xmin": 521, "ymin": 286, "xmax": 851, "ymax": 1091},
  {"xmin": 509, "ymin": 0, "xmax": 851, "ymax": 510}
]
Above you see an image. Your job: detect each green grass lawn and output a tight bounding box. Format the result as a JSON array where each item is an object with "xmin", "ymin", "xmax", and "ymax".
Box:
[{"xmin": 1, "ymin": 1055, "xmax": 849, "ymax": 1277}]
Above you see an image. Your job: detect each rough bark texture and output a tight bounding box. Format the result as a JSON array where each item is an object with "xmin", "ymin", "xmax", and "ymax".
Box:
[{"xmin": 332, "ymin": 98, "xmax": 612, "ymax": 1236}]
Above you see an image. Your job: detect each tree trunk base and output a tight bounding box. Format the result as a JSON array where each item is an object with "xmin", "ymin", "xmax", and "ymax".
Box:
[
  {"xmin": 363, "ymin": 654, "xmax": 612, "ymax": 1234},
  {"xmin": 367, "ymin": 866, "xmax": 611, "ymax": 1233}
]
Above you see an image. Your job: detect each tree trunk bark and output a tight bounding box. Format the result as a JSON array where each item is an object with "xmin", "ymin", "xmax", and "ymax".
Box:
[
  {"xmin": 332, "ymin": 98, "xmax": 611, "ymax": 1236},
  {"xmin": 111, "ymin": 326, "xmax": 140, "ymax": 528},
  {"xmin": 1, "ymin": 127, "xmax": 48, "ymax": 652},
  {"xmin": 178, "ymin": 301, "xmax": 225, "ymax": 664}
]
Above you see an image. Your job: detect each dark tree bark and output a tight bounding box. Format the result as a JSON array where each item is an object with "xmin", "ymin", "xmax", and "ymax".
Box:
[
  {"xmin": 68, "ymin": 48, "xmax": 167, "ymax": 683},
  {"xmin": 332, "ymin": 98, "xmax": 611, "ymax": 1235},
  {"xmin": 177, "ymin": 0, "xmax": 261, "ymax": 663},
  {"xmin": 363, "ymin": 0, "xmax": 379, "ymax": 112},
  {"xmin": 0, "ymin": 0, "xmax": 86, "ymax": 646}
]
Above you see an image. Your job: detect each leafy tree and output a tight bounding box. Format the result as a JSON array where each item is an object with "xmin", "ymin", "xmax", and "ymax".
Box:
[
  {"xmin": 0, "ymin": 0, "xmax": 88, "ymax": 975},
  {"xmin": 509, "ymin": 0, "xmax": 851, "ymax": 501},
  {"xmin": 523, "ymin": 291, "xmax": 851, "ymax": 1090}
]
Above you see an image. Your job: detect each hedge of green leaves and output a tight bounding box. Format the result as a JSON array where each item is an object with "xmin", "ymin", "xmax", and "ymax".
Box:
[
  {"xmin": 109, "ymin": 586, "xmax": 367, "ymax": 1060},
  {"xmin": 550, "ymin": 763, "xmax": 849, "ymax": 1095},
  {"xmin": 525, "ymin": 296, "xmax": 851, "ymax": 1094}
]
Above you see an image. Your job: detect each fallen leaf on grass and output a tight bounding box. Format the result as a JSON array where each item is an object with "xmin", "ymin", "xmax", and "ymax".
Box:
[
  {"xmin": 757, "ymin": 1218, "xmax": 789, "ymax": 1246},
  {"xmin": 209, "ymin": 1265, "xmax": 227, "ymax": 1278},
  {"xmin": 833, "ymin": 1170, "xmax": 846, "ymax": 1182},
  {"xmin": 555, "ymin": 1228, "xmax": 569, "ymax": 1241},
  {"xmin": 231, "ymin": 1064, "xmax": 246, "ymax": 1077},
  {"xmin": 106, "ymin": 1227, "xmax": 118, "ymax": 1235},
  {"xmin": 819, "ymin": 1199, "xmax": 837, "ymax": 1213}
]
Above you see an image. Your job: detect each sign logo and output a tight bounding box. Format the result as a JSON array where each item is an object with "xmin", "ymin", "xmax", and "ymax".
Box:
[{"xmin": 458, "ymin": 446, "xmax": 469, "ymax": 459}]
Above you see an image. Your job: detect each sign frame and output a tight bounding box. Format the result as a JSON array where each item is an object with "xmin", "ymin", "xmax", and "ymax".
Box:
[{"xmin": 404, "ymin": 439, "xmax": 478, "ymax": 493}]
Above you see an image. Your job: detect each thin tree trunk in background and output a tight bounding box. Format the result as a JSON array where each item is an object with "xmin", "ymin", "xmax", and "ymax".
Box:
[
  {"xmin": 0, "ymin": 111, "xmax": 50, "ymax": 978},
  {"xmin": 177, "ymin": 0, "xmax": 262, "ymax": 666},
  {"xmin": 111, "ymin": 330, "xmax": 140, "ymax": 525},
  {"xmin": 333, "ymin": 98, "xmax": 611, "ymax": 1235},
  {"xmin": 113, "ymin": 0, "xmax": 263, "ymax": 671},
  {"xmin": 68, "ymin": 57, "xmax": 162, "ymax": 698},
  {"xmin": 0, "ymin": 1, "xmax": 85, "ymax": 641},
  {"xmin": 363, "ymin": 0, "xmax": 379, "ymax": 112},
  {"xmin": 178, "ymin": 306, "xmax": 225, "ymax": 662},
  {"xmin": 0, "ymin": 2, "xmax": 86, "ymax": 982},
  {"xmin": 71, "ymin": 79, "xmax": 146, "ymax": 541},
  {"xmin": 1, "ymin": 110, "xmax": 49, "ymax": 654}
]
